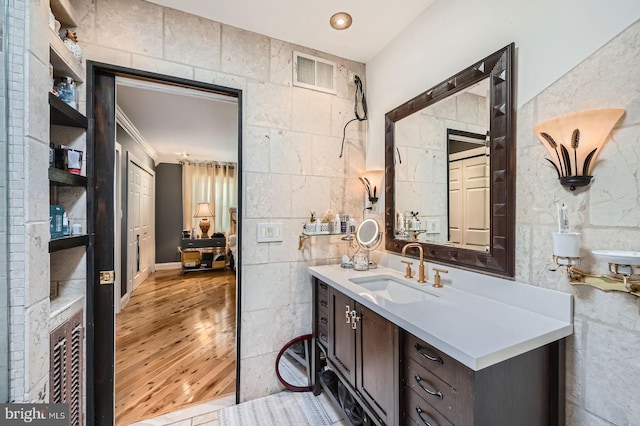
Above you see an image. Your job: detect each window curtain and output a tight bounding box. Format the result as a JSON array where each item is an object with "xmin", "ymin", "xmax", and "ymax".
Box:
[{"xmin": 182, "ymin": 162, "xmax": 237, "ymax": 235}]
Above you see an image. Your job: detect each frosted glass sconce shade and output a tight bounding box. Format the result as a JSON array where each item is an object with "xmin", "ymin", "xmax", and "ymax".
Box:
[{"xmin": 533, "ymin": 108, "xmax": 625, "ymax": 190}]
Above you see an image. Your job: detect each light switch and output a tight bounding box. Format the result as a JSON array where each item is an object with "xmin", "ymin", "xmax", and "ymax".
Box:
[
  {"xmin": 425, "ymin": 218, "xmax": 441, "ymax": 234},
  {"xmin": 257, "ymin": 223, "xmax": 283, "ymax": 242}
]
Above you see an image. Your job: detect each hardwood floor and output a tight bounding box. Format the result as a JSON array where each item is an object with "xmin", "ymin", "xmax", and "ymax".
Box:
[{"xmin": 115, "ymin": 268, "xmax": 236, "ymax": 425}]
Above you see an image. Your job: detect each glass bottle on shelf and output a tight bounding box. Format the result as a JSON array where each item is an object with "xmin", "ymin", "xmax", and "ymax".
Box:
[{"xmin": 57, "ymin": 76, "xmax": 77, "ymax": 109}]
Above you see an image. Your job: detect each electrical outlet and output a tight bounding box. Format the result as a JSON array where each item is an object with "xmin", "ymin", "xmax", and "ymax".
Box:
[{"xmin": 348, "ymin": 70, "xmax": 356, "ymax": 85}]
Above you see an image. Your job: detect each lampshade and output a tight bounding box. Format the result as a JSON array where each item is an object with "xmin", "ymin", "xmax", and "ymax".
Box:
[
  {"xmin": 193, "ymin": 202, "xmax": 214, "ymax": 218},
  {"xmin": 533, "ymin": 108, "xmax": 625, "ymax": 190},
  {"xmin": 193, "ymin": 203, "xmax": 214, "ymax": 238}
]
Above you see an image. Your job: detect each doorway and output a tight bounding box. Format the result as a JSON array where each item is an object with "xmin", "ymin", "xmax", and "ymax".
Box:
[{"xmin": 87, "ymin": 64, "xmax": 243, "ymax": 426}]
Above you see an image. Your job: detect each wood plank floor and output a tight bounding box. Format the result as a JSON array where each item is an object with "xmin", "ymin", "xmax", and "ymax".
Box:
[{"xmin": 115, "ymin": 268, "xmax": 236, "ymax": 425}]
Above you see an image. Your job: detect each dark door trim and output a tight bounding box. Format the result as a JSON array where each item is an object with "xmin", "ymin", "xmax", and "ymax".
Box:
[{"xmin": 86, "ymin": 61, "xmax": 243, "ymax": 425}]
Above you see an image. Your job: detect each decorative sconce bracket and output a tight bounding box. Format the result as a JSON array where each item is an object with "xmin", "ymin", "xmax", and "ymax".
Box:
[{"xmin": 554, "ymin": 257, "xmax": 640, "ymax": 297}]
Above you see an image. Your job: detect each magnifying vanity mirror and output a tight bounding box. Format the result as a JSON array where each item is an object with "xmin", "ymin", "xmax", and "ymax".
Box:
[
  {"xmin": 355, "ymin": 218, "xmax": 383, "ymax": 270},
  {"xmin": 275, "ymin": 334, "xmax": 313, "ymax": 392},
  {"xmin": 385, "ymin": 44, "xmax": 515, "ymax": 277}
]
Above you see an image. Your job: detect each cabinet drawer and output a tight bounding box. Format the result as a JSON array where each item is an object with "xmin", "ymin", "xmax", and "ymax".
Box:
[
  {"xmin": 317, "ymin": 292, "xmax": 329, "ymax": 315},
  {"xmin": 404, "ymin": 356, "xmax": 458, "ymax": 423},
  {"xmin": 317, "ymin": 323, "xmax": 329, "ymax": 348},
  {"xmin": 317, "ymin": 280, "xmax": 329, "ymax": 296},
  {"xmin": 404, "ymin": 332, "xmax": 462, "ymax": 387},
  {"xmin": 404, "ymin": 385, "xmax": 454, "ymax": 426}
]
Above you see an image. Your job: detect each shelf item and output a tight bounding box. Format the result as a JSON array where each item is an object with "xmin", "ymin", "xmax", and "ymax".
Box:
[
  {"xmin": 298, "ymin": 232, "xmax": 350, "ymax": 252},
  {"xmin": 49, "ymin": 92, "xmax": 87, "ymax": 128},
  {"xmin": 49, "ymin": 235, "xmax": 89, "ymax": 253},
  {"xmin": 49, "ymin": 168, "xmax": 87, "ymax": 187},
  {"xmin": 50, "ymin": 0, "xmax": 78, "ymax": 27},
  {"xmin": 592, "ymin": 250, "xmax": 640, "ymax": 266},
  {"xmin": 48, "ymin": 28, "xmax": 84, "ymax": 83}
]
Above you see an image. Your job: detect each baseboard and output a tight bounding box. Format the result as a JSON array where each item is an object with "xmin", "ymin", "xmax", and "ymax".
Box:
[{"xmin": 155, "ymin": 262, "xmax": 182, "ymax": 270}]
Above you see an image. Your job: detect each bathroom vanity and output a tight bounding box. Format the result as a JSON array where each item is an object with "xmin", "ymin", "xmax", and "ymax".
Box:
[{"xmin": 310, "ymin": 265, "xmax": 572, "ymax": 426}]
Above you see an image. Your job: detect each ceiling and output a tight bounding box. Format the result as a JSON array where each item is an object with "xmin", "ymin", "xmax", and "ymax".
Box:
[
  {"xmin": 117, "ymin": 1, "xmax": 437, "ymax": 162},
  {"xmin": 146, "ymin": 0, "xmax": 436, "ymax": 63},
  {"xmin": 116, "ymin": 78, "xmax": 238, "ymax": 164}
]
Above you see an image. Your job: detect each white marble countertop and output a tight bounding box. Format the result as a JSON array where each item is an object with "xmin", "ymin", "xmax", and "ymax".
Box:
[{"xmin": 309, "ymin": 264, "xmax": 573, "ymax": 371}]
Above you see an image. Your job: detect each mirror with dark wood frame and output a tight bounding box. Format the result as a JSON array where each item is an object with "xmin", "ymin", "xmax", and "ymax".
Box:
[
  {"xmin": 275, "ymin": 334, "xmax": 313, "ymax": 392},
  {"xmin": 385, "ymin": 43, "xmax": 515, "ymax": 277}
]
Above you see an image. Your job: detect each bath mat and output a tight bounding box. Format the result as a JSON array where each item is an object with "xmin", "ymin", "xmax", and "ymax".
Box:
[{"xmin": 219, "ymin": 391, "xmax": 332, "ymax": 426}]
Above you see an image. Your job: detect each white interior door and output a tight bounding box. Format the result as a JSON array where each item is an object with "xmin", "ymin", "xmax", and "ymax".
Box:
[
  {"xmin": 449, "ymin": 147, "xmax": 489, "ymax": 250},
  {"xmin": 128, "ymin": 156, "xmax": 154, "ymax": 293},
  {"xmin": 461, "ymin": 154, "xmax": 490, "ymax": 249}
]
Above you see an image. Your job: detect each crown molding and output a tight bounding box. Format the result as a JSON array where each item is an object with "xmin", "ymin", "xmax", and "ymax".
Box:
[{"xmin": 115, "ymin": 105, "xmax": 160, "ymax": 165}]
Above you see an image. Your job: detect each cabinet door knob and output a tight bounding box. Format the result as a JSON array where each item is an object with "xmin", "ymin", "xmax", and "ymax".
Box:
[
  {"xmin": 350, "ymin": 310, "xmax": 361, "ymax": 330},
  {"xmin": 320, "ymin": 300, "xmax": 328, "ymax": 308},
  {"xmin": 414, "ymin": 375, "xmax": 443, "ymax": 400},
  {"xmin": 415, "ymin": 406, "xmax": 434, "ymax": 426},
  {"xmin": 415, "ymin": 343, "xmax": 444, "ymax": 364},
  {"xmin": 345, "ymin": 305, "xmax": 351, "ymax": 323}
]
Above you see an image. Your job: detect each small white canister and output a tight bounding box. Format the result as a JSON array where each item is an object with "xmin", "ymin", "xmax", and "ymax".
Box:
[{"xmin": 552, "ymin": 232, "xmax": 580, "ymax": 265}]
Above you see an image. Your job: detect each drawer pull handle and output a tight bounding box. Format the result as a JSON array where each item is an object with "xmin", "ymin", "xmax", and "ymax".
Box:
[
  {"xmin": 415, "ymin": 407, "xmax": 433, "ymax": 426},
  {"xmin": 320, "ymin": 300, "xmax": 328, "ymax": 308},
  {"xmin": 415, "ymin": 344, "xmax": 444, "ymax": 364},
  {"xmin": 320, "ymin": 317, "xmax": 328, "ymax": 325},
  {"xmin": 319, "ymin": 333, "xmax": 328, "ymax": 343},
  {"xmin": 320, "ymin": 283, "xmax": 327, "ymax": 290},
  {"xmin": 414, "ymin": 375, "xmax": 443, "ymax": 400}
]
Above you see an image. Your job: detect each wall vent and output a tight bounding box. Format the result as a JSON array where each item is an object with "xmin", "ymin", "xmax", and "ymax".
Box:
[
  {"xmin": 50, "ymin": 310, "xmax": 84, "ymax": 426},
  {"xmin": 293, "ymin": 51, "xmax": 337, "ymax": 95}
]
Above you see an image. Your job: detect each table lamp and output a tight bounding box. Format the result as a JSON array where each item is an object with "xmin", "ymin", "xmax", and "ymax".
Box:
[{"xmin": 194, "ymin": 202, "xmax": 214, "ymax": 238}]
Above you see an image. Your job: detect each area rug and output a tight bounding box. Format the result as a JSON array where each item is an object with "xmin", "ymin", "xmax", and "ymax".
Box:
[{"xmin": 219, "ymin": 391, "xmax": 332, "ymax": 426}]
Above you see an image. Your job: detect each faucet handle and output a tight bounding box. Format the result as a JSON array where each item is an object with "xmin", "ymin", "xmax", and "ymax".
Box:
[
  {"xmin": 401, "ymin": 260, "xmax": 414, "ymax": 279},
  {"xmin": 432, "ymin": 268, "xmax": 448, "ymax": 288}
]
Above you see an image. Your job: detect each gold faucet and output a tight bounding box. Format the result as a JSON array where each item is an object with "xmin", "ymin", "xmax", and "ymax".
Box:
[
  {"xmin": 432, "ymin": 268, "xmax": 449, "ymax": 288},
  {"xmin": 402, "ymin": 243, "xmax": 426, "ymax": 283}
]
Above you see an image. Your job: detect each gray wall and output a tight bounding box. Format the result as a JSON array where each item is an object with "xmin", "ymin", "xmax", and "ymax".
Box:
[{"xmin": 155, "ymin": 163, "xmax": 183, "ymax": 263}]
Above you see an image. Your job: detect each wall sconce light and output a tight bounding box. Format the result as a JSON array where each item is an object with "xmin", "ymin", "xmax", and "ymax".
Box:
[
  {"xmin": 533, "ymin": 108, "xmax": 625, "ymax": 190},
  {"xmin": 359, "ymin": 170, "xmax": 384, "ymax": 207},
  {"xmin": 193, "ymin": 202, "xmax": 214, "ymax": 238}
]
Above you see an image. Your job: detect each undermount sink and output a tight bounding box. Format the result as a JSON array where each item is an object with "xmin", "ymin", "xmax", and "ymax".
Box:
[{"xmin": 349, "ymin": 275, "xmax": 439, "ymax": 304}]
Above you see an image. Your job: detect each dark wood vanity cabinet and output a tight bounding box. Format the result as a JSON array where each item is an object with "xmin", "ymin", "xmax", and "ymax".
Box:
[
  {"xmin": 314, "ymin": 278, "xmax": 400, "ymax": 425},
  {"xmin": 402, "ymin": 332, "xmax": 564, "ymax": 426},
  {"xmin": 312, "ymin": 278, "xmax": 565, "ymax": 426}
]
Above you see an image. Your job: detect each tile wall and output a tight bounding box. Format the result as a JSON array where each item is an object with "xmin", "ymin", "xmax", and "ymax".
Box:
[
  {"xmin": 515, "ymin": 20, "xmax": 640, "ymax": 425},
  {"xmin": 13, "ymin": 0, "xmax": 368, "ymax": 404}
]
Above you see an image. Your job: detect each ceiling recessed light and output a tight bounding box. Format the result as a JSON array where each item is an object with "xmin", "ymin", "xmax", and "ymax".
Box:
[{"xmin": 330, "ymin": 12, "xmax": 352, "ymax": 30}]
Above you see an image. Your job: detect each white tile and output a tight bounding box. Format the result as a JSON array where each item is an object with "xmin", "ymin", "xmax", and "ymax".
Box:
[
  {"xmin": 164, "ymin": 8, "xmax": 221, "ymax": 70},
  {"xmin": 247, "ymin": 82, "xmax": 292, "ymax": 130},
  {"xmin": 584, "ymin": 322, "xmax": 640, "ymax": 424},
  {"xmin": 95, "ymin": 0, "xmax": 164, "ymax": 57},
  {"xmin": 238, "ymin": 352, "xmax": 284, "ymax": 402},
  {"xmin": 242, "ymin": 263, "xmax": 290, "ymax": 311},
  {"xmin": 292, "ymin": 88, "xmax": 332, "ymax": 136},
  {"xmin": 270, "ymin": 39, "xmax": 293, "ymax": 87},
  {"xmin": 221, "ymin": 26, "xmax": 270, "ymax": 81},
  {"xmin": 269, "ymin": 130, "xmax": 312, "ymax": 175}
]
